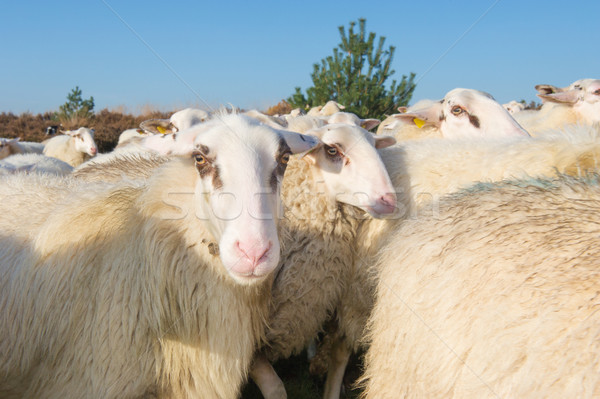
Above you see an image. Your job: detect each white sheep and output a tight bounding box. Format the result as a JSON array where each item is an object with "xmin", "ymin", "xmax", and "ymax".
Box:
[
  {"xmin": 502, "ymin": 100, "xmax": 525, "ymax": 114},
  {"xmin": 319, "ymin": 100, "xmax": 346, "ymax": 116},
  {"xmin": 306, "ymin": 100, "xmax": 345, "ymax": 116},
  {"xmin": 249, "ymin": 123, "xmax": 397, "ymax": 398},
  {"xmin": 325, "ymin": 112, "xmax": 380, "ymax": 131},
  {"xmin": 315, "ymin": 124, "xmax": 600, "ymax": 398},
  {"xmin": 0, "ymin": 114, "xmax": 318, "ymax": 398},
  {"xmin": 0, "ymin": 153, "xmax": 73, "ymax": 176},
  {"xmin": 284, "ymin": 114, "xmax": 327, "ymax": 133},
  {"xmin": 289, "ymin": 108, "xmax": 305, "ymax": 117},
  {"xmin": 0, "ymin": 137, "xmax": 44, "ymax": 160},
  {"xmin": 140, "ymin": 107, "xmax": 211, "ymax": 134},
  {"xmin": 42, "ymin": 127, "xmax": 98, "ymax": 166},
  {"xmin": 385, "ymin": 88, "xmax": 529, "ymax": 141},
  {"xmin": 361, "ymin": 176, "xmax": 600, "ymax": 398},
  {"xmin": 243, "ymin": 109, "xmax": 288, "ymax": 129},
  {"xmin": 376, "ymin": 99, "xmax": 441, "ymax": 141},
  {"xmin": 515, "ymin": 78, "xmax": 600, "ymax": 135},
  {"xmin": 116, "ymin": 127, "xmax": 153, "ymax": 147}
]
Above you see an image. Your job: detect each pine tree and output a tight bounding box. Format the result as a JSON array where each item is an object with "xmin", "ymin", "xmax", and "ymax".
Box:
[
  {"xmin": 56, "ymin": 86, "xmax": 95, "ymax": 121},
  {"xmin": 288, "ymin": 18, "xmax": 416, "ymax": 120}
]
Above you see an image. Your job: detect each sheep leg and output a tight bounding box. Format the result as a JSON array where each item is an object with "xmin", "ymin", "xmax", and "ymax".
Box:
[
  {"xmin": 249, "ymin": 351, "xmax": 287, "ymax": 399},
  {"xmin": 322, "ymin": 338, "xmax": 351, "ymax": 399}
]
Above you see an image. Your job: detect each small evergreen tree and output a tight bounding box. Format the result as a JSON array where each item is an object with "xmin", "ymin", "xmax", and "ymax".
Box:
[
  {"xmin": 288, "ymin": 18, "xmax": 416, "ymax": 120},
  {"xmin": 55, "ymin": 86, "xmax": 95, "ymax": 121}
]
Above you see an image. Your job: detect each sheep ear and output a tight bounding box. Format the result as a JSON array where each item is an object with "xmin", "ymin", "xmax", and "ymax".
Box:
[
  {"xmin": 64, "ymin": 130, "xmax": 77, "ymax": 137},
  {"xmin": 393, "ymin": 113, "xmax": 437, "ymax": 128},
  {"xmin": 535, "ymin": 84, "xmax": 561, "ymax": 95},
  {"xmin": 361, "ymin": 118, "xmax": 381, "ymax": 131},
  {"xmin": 278, "ymin": 130, "xmax": 321, "ymax": 154},
  {"xmin": 397, "ymin": 106, "xmax": 408, "ymax": 113},
  {"xmin": 10, "ymin": 137, "xmax": 21, "ymax": 143},
  {"xmin": 393, "ymin": 102, "xmax": 443, "ymax": 128},
  {"xmin": 374, "ymin": 135, "xmax": 396, "ymax": 149},
  {"xmin": 140, "ymin": 119, "xmax": 175, "ymax": 135},
  {"xmin": 537, "ymin": 89, "xmax": 580, "ymax": 105}
]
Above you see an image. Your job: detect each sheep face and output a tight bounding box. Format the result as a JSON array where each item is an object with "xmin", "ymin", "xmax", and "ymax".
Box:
[
  {"xmin": 304, "ymin": 123, "xmax": 397, "ymax": 217},
  {"xmin": 145, "ymin": 115, "xmax": 319, "ymax": 284},
  {"xmin": 394, "ymin": 88, "xmax": 529, "ymax": 139},
  {"xmin": 0, "ymin": 138, "xmax": 14, "ymax": 160},
  {"xmin": 65, "ymin": 128, "xmax": 98, "ymax": 156},
  {"xmin": 538, "ymin": 79, "xmax": 600, "ymax": 124}
]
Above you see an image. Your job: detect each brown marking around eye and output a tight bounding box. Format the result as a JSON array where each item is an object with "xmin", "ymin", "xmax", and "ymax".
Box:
[
  {"xmin": 270, "ymin": 138, "xmax": 291, "ymax": 192},
  {"xmin": 194, "ymin": 145, "xmax": 222, "ymax": 190},
  {"xmin": 197, "ymin": 161, "xmax": 223, "ymax": 190},
  {"xmin": 324, "ymin": 143, "xmax": 344, "ymax": 163},
  {"xmin": 468, "ymin": 114, "xmax": 480, "ymax": 128}
]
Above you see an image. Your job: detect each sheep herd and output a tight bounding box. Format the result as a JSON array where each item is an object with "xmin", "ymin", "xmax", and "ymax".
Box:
[{"xmin": 1, "ymin": 78, "xmax": 600, "ymax": 398}]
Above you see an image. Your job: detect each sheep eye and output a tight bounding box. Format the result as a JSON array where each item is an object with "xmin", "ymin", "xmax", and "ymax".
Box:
[
  {"xmin": 194, "ymin": 154, "xmax": 207, "ymax": 165},
  {"xmin": 326, "ymin": 146, "xmax": 339, "ymax": 156},
  {"xmin": 451, "ymin": 106, "xmax": 463, "ymax": 115},
  {"xmin": 593, "ymin": 89, "xmax": 600, "ymax": 96},
  {"xmin": 280, "ymin": 152, "xmax": 290, "ymax": 164}
]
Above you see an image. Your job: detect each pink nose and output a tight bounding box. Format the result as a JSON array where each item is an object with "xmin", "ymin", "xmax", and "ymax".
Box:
[
  {"xmin": 90, "ymin": 148, "xmax": 97, "ymax": 155},
  {"xmin": 376, "ymin": 193, "xmax": 397, "ymax": 214},
  {"xmin": 236, "ymin": 241, "xmax": 272, "ymax": 269}
]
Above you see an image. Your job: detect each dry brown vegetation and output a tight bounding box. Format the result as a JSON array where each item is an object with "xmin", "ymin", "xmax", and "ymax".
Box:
[
  {"xmin": 265, "ymin": 99, "xmax": 293, "ymax": 116},
  {"xmin": 0, "ymin": 109, "xmax": 171, "ymax": 153},
  {"xmin": 0, "ymin": 100, "xmax": 295, "ymax": 153}
]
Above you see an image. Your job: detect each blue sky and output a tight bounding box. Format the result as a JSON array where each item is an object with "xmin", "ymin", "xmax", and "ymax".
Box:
[{"xmin": 1, "ymin": 1, "xmax": 599, "ymax": 115}]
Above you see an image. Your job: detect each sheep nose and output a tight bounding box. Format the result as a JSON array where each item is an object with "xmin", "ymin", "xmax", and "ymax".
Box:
[
  {"xmin": 376, "ymin": 193, "xmax": 397, "ymax": 214},
  {"xmin": 90, "ymin": 148, "xmax": 97, "ymax": 155},
  {"xmin": 236, "ymin": 241, "xmax": 272, "ymax": 268}
]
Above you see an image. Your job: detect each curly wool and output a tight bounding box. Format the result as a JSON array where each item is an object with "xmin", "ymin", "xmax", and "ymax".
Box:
[
  {"xmin": 262, "ymin": 156, "xmax": 363, "ymax": 361},
  {"xmin": 361, "ymin": 176, "xmax": 600, "ymax": 398},
  {"xmin": 337, "ymin": 124, "xmax": 600, "ymax": 355},
  {"xmin": 0, "ymin": 158, "xmax": 270, "ymax": 399}
]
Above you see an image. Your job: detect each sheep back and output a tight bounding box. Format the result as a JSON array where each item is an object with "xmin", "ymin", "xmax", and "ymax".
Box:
[{"xmin": 361, "ymin": 176, "xmax": 600, "ymax": 398}]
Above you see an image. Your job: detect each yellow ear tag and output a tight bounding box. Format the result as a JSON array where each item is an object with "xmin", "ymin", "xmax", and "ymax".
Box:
[
  {"xmin": 156, "ymin": 126, "xmax": 167, "ymax": 134},
  {"xmin": 413, "ymin": 118, "xmax": 426, "ymax": 128}
]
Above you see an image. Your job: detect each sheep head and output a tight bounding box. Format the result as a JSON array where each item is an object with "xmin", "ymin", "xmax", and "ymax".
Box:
[
  {"xmin": 537, "ymin": 79, "xmax": 600, "ymax": 124},
  {"xmin": 65, "ymin": 128, "xmax": 98, "ymax": 156},
  {"xmin": 143, "ymin": 114, "xmax": 319, "ymax": 285},
  {"xmin": 303, "ymin": 123, "xmax": 397, "ymax": 217},
  {"xmin": 393, "ymin": 89, "xmax": 529, "ymax": 139},
  {"xmin": 0, "ymin": 138, "xmax": 20, "ymax": 160},
  {"xmin": 140, "ymin": 108, "xmax": 211, "ymax": 135}
]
